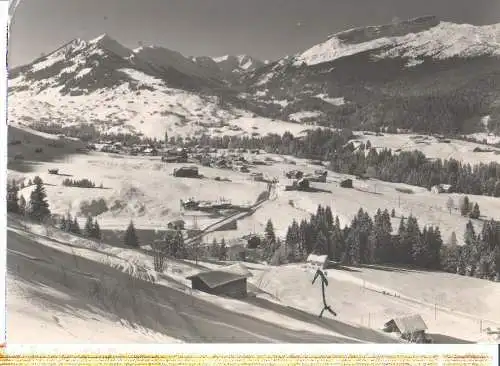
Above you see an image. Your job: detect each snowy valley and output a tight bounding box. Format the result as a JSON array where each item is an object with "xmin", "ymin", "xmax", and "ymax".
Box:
[{"xmin": 6, "ymin": 15, "xmax": 500, "ymax": 345}]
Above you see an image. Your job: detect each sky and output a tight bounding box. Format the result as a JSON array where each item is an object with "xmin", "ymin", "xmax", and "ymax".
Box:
[{"xmin": 8, "ymin": 0, "xmax": 500, "ymax": 67}]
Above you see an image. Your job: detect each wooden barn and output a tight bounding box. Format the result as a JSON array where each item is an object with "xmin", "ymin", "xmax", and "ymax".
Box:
[
  {"xmin": 173, "ymin": 166, "xmax": 199, "ymax": 178},
  {"xmin": 383, "ymin": 314, "xmax": 432, "ymax": 343},
  {"xmin": 186, "ymin": 264, "xmax": 253, "ymax": 298}
]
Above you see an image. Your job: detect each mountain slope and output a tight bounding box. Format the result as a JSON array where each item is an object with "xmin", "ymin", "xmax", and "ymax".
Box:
[
  {"xmin": 243, "ymin": 17, "xmax": 500, "ymax": 134},
  {"xmin": 7, "ymin": 217, "xmax": 399, "ymax": 343},
  {"xmin": 9, "ymin": 34, "xmax": 224, "ymax": 96},
  {"xmin": 190, "ymin": 54, "xmax": 267, "ymax": 83},
  {"xmin": 8, "ymin": 34, "xmax": 257, "ymax": 138}
]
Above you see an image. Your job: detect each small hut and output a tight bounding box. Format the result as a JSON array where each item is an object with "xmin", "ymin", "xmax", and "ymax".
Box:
[
  {"xmin": 186, "ymin": 264, "xmax": 253, "ymax": 298},
  {"xmin": 383, "ymin": 314, "xmax": 430, "ymax": 343}
]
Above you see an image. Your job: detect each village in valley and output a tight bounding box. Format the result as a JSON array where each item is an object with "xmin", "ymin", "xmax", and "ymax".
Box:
[{"xmin": 6, "ymin": 3, "xmax": 500, "ymax": 345}]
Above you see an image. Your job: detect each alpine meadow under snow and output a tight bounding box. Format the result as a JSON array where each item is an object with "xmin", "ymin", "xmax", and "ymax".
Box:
[{"xmin": 6, "ymin": 14, "xmax": 500, "ymax": 344}]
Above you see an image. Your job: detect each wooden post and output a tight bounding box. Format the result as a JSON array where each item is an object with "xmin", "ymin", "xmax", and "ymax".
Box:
[
  {"xmin": 368, "ymin": 313, "xmax": 371, "ymax": 327},
  {"xmin": 434, "ymin": 303, "xmax": 437, "ymax": 320}
]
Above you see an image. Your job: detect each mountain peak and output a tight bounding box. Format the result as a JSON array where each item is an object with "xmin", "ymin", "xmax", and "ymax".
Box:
[
  {"xmin": 293, "ymin": 16, "xmax": 500, "ymax": 67},
  {"xmin": 329, "ymin": 15, "xmax": 441, "ymax": 44}
]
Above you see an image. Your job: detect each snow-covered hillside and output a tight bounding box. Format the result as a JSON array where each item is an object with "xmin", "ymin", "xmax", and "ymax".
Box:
[
  {"xmin": 7, "ymin": 217, "xmax": 397, "ymax": 343},
  {"xmin": 7, "ymin": 33, "xmax": 298, "ymax": 139},
  {"xmin": 252, "ymin": 263, "xmax": 500, "ymax": 343},
  {"xmin": 133, "ymin": 45, "xmax": 219, "ymax": 81},
  {"xmin": 293, "ymin": 17, "xmax": 500, "ymax": 67},
  {"xmin": 9, "ymin": 75, "xmax": 236, "ymax": 139}
]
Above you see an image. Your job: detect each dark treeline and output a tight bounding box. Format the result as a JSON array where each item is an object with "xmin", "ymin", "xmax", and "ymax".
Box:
[
  {"xmin": 442, "ymin": 220, "xmax": 500, "ymax": 281},
  {"xmin": 186, "ymin": 129, "xmax": 500, "ymax": 197},
  {"xmin": 282, "ymin": 205, "xmax": 443, "ymax": 269},
  {"xmin": 185, "ymin": 128, "xmax": 356, "ymax": 160},
  {"xmin": 330, "ymin": 146, "xmax": 500, "ymax": 197},
  {"xmin": 62, "ymin": 178, "xmax": 103, "ymax": 189},
  {"xmin": 277, "ymin": 204, "xmax": 499, "ymax": 280}
]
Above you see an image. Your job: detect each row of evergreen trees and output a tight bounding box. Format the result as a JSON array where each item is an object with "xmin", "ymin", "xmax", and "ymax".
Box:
[
  {"xmin": 7, "ymin": 177, "xmax": 51, "ymax": 222},
  {"xmin": 58, "ymin": 214, "xmax": 101, "ymax": 240},
  {"xmin": 278, "ymin": 206, "xmax": 444, "ymax": 268},
  {"xmin": 62, "ymin": 178, "xmax": 101, "ymax": 189},
  {"xmin": 209, "ymin": 238, "xmax": 228, "ymax": 260},
  {"xmin": 7, "ymin": 176, "xmax": 102, "ymax": 241},
  {"xmin": 329, "ymin": 146, "xmax": 500, "ymax": 197},
  {"xmin": 441, "ymin": 220, "xmax": 500, "ymax": 280},
  {"xmin": 263, "ymin": 204, "xmax": 499, "ymax": 280}
]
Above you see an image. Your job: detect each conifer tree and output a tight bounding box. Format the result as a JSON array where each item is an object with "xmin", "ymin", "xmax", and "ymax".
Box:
[
  {"xmin": 219, "ymin": 238, "xmax": 227, "ymax": 260},
  {"xmin": 124, "ymin": 220, "xmax": 139, "ymax": 247},
  {"xmin": 18, "ymin": 195, "xmax": 26, "ymax": 216},
  {"xmin": 210, "ymin": 238, "xmax": 219, "ymax": 258},
  {"xmin": 28, "ymin": 178, "xmax": 50, "ymax": 222},
  {"xmin": 92, "ymin": 219, "xmax": 101, "ymax": 240},
  {"xmin": 72, "ymin": 217, "xmax": 81, "ymax": 235},
  {"xmin": 6, "ymin": 181, "xmax": 19, "ymax": 214},
  {"xmin": 469, "ymin": 203, "xmax": 480, "ymax": 219},
  {"xmin": 460, "ymin": 196, "xmax": 470, "ymax": 216},
  {"xmin": 265, "ymin": 219, "xmax": 276, "ymax": 244},
  {"xmin": 84, "ymin": 216, "xmax": 94, "ymax": 237}
]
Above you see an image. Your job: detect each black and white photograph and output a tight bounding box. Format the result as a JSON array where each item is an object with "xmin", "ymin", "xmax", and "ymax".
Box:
[{"xmin": 5, "ymin": 0, "xmax": 500, "ymax": 345}]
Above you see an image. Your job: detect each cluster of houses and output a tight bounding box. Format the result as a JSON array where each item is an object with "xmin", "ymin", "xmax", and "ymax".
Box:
[{"xmin": 91, "ymin": 141, "xmax": 160, "ymax": 156}]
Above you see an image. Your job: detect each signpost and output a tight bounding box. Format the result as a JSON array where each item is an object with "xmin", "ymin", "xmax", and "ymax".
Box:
[{"xmin": 312, "ymin": 269, "xmax": 337, "ymax": 318}]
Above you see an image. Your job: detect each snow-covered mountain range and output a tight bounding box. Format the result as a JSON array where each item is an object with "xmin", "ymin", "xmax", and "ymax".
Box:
[
  {"xmin": 243, "ymin": 16, "xmax": 500, "ymax": 133},
  {"xmin": 8, "ymin": 16, "xmax": 500, "ymax": 138}
]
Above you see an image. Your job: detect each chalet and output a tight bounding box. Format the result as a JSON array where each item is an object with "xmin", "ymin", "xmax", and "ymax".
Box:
[
  {"xmin": 430, "ymin": 184, "xmax": 453, "ymax": 194},
  {"xmin": 143, "ymin": 147, "xmax": 159, "ymax": 156},
  {"xmin": 340, "ymin": 179, "xmax": 353, "ymax": 188},
  {"xmin": 167, "ymin": 219, "xmax": 185, "ymax": 230},
  {"xmin": 227, "ymin": 243, "xmax": 247, "ymax": 261},
  {"xmin": 383, "ymin": 315, "xmax": 432, "ymax": 343},
  {"xmin": 286, "ymin": 170, "xmax": 304, "ymax": 179},
  {"xmin": 186, "ymin": 264, "xmax": 253, "ymax": 298},
  {"xmin": 306, "ymin": 254, "xmax": 328, "ymax": 269},
  {"xmin": 173, "ymin": 166, "xmax": 199, "ymax": 178},
  {"xmin": 250, "ymin": 172, "xmax": 264, "ymax": 182}
]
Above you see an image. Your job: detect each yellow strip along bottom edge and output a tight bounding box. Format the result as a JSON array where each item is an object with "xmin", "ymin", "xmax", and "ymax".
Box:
[{"xmin": 0, "ymin": 354, "xmax": 493, "ymax": 366}]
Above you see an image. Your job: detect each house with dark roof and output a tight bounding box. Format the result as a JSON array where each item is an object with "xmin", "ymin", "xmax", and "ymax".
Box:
[{"xmin": 186, "ymin": 264, "xmax": 253, "ymax": 298}]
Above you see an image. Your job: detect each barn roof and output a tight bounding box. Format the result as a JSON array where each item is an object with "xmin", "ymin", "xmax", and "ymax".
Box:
[
  {"xmin": 223, "ymin": 263, "xmax": 253, "ymax": 277},
  {"xmin": 306, "ymin": 254, "xmax": 328, "ymax": 264},
  {"xmin": 385, "ymin": 314, "xmax": 428, "ymax": 334},
  {"xmin": 186, "ymin": 266, "xmax": 252, "ymax": 289}
]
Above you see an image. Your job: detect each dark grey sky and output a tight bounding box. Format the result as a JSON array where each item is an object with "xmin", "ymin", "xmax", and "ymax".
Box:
[{"xmin": 8, "ymin": 0, "xmax": 500, "ymax": 66}]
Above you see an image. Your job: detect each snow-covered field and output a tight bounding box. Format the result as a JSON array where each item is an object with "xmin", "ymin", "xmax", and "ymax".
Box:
[
  {"xmin": 353, "ymin": 132, "xmax": 500, "ymax": 164},
  {"xmin": 7, "ymin": 218, "xmax": 397, "ymax": 343},
  {"xmin": 8, "ymin": 148, "xmax": 500, "ymax": 245},
  {"xmin": 252, "ymin": 263, "xmax": 500, "ymax": 343},
  {"xmin": 7, "ymin": 127, "xmax": 500, "ymax": 343},
  {"xmin": 7, "ymin": 217, "xmax": 499, "ymax": 344}
]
